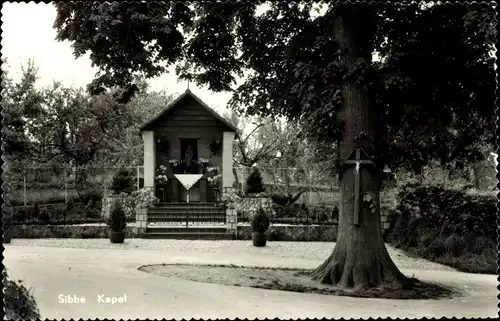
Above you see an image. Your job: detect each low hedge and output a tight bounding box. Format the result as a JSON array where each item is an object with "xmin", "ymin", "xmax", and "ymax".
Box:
[
  {"xmin": 8, "ymin": 188, "xmax": 102, "ymax": 207},
  {"xmin": 387, "ymin": 183, "xmax": 497, "ymax": 274},
  {"xmin": 8, "ymin": 225, "xmax": 136, "ymax": 239},
  {"xmin": 5, "ymin": 202, "xmax": 105, "ymax": 225}
]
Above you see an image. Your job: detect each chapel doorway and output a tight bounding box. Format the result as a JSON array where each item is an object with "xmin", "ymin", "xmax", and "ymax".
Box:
[{"xmin": 178, "ymin": 138, "xmax": 201, "ymax": 202}]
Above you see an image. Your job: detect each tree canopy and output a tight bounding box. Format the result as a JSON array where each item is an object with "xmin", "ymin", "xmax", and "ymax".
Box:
[
  {"xmin": 1, "ymin": 59, "xmax": 174, "ymax": 174},
  {"xmin": 54, "ymin": 2, "xmax": 496, "ymax": 176}
]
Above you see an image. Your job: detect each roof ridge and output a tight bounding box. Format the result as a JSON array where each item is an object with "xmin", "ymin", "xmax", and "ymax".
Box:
[{"xmin": 139, "ymin": 90, "xmax": 237, "ymax": 132}]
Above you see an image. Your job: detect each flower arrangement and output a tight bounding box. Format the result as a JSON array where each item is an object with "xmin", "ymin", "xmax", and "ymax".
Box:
[
  {"xmin": 170, "ymin": 158, "xmax": 212, "ymax": 174},
  {"xmin": 172, "ymin": 159, "xmax": 186, "ymax": 174},
  {"xmin": 119, "ymin": 188, "xmax": 159, "ymax": 214},
  {"xmin": 207, "ymin": 167, "xmax": 222, "ymax": 189},
  {"xmin": 155, "ymin": 165, "xmax": 169, "ymax": 186}
]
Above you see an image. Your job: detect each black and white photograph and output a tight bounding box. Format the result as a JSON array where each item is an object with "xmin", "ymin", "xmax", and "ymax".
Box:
[{"xmin": 1, "ymin": 1, "xmax": 497, "ymax": 319}]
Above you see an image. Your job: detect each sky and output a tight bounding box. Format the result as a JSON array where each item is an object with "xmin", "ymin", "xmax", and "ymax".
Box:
[{"xmin": 1, "ymin": 2, "xmax": 234, "ymax": 115}]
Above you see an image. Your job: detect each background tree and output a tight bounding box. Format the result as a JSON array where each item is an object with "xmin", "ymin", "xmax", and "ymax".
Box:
[
  {"xmin": 54, "ymin": 2, "xmax": 496, "ymax": 290},
  {"xmin": 223, "ymin": 110, "xmax": 281, "ymax": 168},
  {"xmin": 1, "ymin": 59, "xmax": 43, "ymax": 166}
]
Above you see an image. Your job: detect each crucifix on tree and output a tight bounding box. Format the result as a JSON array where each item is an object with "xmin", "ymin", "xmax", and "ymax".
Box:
[{"xmin": 341, "ymin": 146, "xmax": 375, "ymax": 226}]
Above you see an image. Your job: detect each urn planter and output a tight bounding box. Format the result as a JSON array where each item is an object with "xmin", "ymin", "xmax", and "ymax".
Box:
[
  {"xmin": 251, "ymin": 207, "xmax": 270, "ymax": 247},
  {"xmin": 252, "ymin": 232, "xmax": 267, "ymax": 247},
  {"xmin": 109, "ymin": 199, "xmax": 127, "ymax": 244},
  {"xmin": 109, "ymin": 230, "xmax": 125, "ymax": 243}
]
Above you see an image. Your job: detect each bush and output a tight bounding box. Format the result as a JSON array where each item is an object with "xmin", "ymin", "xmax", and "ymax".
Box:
[
  {"xmin": 386, "ymin": 182, "xmax": 497, "ymax": 274},
  {"xmin": 38, "ymin": 207, "xmax": 50, "ymax": 225},
  {"xmin": 271, "ymin": 192, "xmax": 302, "ymax": 207},
  {"xmin": 9, "ymin": 201, "xmax": 101, "ymax": 225},
  {"xmin": 109, "ymin": 200, "xmax": 127, "ymax": 231},
  {"xmin": 251, "ymin": 207, "xmax": 270, "ymax": 233},
  {"xmin": 110, "ymin": 168, "xmax": 135, "ymax": 195},
  {"xmin": 32, "ymin": 203, "xmax": 40, "ymax": 219},
  {"xmin": 397, "ymin": 183, "xmax": 496, "ymax": 239},
  {"xmin": 245, "ymin": 168, "xmax": 265, "ymax": 194},
  {"xmin": 3, "ymin": 271, "xmax": 41, "ymax": 320}
]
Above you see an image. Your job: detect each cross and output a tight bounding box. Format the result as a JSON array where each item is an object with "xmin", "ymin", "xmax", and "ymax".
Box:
[
  {"xmin": 342, "ymin": 147, "xmax": 375, "ymax": 226},
  {"xmin": 187, "ymin": 80, "xmax": 190, "ymax": 90}
]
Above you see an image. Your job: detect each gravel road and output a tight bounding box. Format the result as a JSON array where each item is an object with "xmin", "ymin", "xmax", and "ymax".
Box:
[{"xmin": 9, "ymin": 238, "xmax": 455, "ymax": 272}]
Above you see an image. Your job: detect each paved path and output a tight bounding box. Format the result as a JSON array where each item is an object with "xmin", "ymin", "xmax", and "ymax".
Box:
[{"xmin": 4, "ymin": 240, "xmax": 497, "ymax": 319}]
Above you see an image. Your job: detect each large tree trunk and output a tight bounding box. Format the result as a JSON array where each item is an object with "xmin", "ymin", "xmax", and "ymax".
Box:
[{"xmin": 311, "ymin": 6, "xmax": 413, "ymax": 290}]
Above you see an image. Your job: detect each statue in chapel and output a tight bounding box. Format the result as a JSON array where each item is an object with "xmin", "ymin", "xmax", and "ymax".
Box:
[{"xmin": 185, "ymin": 144, "xmax": 194, "ymax": 168}]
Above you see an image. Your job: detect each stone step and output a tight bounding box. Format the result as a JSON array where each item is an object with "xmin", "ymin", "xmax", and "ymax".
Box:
[
  {"xmin": 154, "ymin": 203, "xmax": 225, "ymax": 209},
  {"xmin": 147, "ymin": 213, "xmax": 226, "ymax": 223},
  {"xmin": 147, "ymin": 209, "xmax": 226, "ymax": 215},
  {"xmin": 138, "ymin": 232, "xmax": 234, "ymax": 240},
  {"xmin": 148, "ymin": 206, "xmax": 225, "ymax": 211},
  {"xmin": 147, "ymin": 213, "xmax": 226, "ymax": 218},
  {"xmin": 147, "ymin": 226, "xmax": 227, "ymax": 233}
]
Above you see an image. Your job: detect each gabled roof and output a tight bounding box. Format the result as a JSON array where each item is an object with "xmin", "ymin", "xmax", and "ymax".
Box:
[{"xmin": 139, "ymin": 89, "xmax": 238, "ymax": 132}]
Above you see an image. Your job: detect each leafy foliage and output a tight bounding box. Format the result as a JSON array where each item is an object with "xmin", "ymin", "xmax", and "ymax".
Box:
[
  {"xmin": 398, "ymin": 183, "xmax": 496, "ymax": 240},
  {"xmin": 53, "ymin": 2, "xmax": 496, "ymax": 174},
  {"xmin": 10, "ymin": 201, "xmax": 102, "ymax": 226},
  {"xmin": 270, "ymin": 190, "xmax": 306, "ymax": 208},
  {"xmin": 117, "ymin": 188, "xmax": 160, "ymax": 219},
  {"xmin": 386, "ymin": 182, "xmax": 497, "ymax": 274},
  {"xmin": 1, "ymin": 59, "xmax": 42, "ymax": 164},
  {"xmin": 224, "ymin": 111, "xmax": 281, "ymax": 167},
  {"xmin": 111, "ymin": 168, "xmax": 136, "ymax": 195},
  {"xmin": 244, "ymin": 167, "xmax": 265, "ymax": 194},
  {"xmin": 3, "ymin": 271, "xmax": 41, "ymax": 321},
  {"xmin": 53, "ymin": 2, "xmax": 189, "ymax": 96}
]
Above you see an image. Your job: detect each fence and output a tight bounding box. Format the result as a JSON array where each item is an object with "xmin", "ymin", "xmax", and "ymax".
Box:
[
  {"xmin": 3, "ymin": 165, "xmax": 144, "ymax": 226},
  {"xmin": 233, "ymin": 166, "xmax": 339, "ymax": 206},
  {"xmin": 4, "ymin": 165, "xmax": 145, "ymax": 207}
]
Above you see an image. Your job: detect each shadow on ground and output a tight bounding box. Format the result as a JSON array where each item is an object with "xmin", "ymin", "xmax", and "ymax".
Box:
[{"xmin": 138, "ymin": 263, "xmax": 460, "ymax": 300}]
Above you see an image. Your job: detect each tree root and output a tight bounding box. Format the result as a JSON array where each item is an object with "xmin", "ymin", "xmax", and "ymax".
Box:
[{"xmin": 311, "ymin": 244, "xmax": 414, "ymax": 290}]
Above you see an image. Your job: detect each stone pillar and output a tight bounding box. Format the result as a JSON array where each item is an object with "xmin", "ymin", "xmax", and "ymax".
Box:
[
  {"xmin": 142, "ymin": 131, "xmax": 156, "ymax": 189},
  {"xmin": 134, "ymin": 207, "xmax": 148, "ymax": 236},
  {"xmin": 224, "ymin": 187, "xmax": 238, "ymax": 237},
  {"xmin": 222, "ymin": 131, "xmax": 235, "ymax": 197}
]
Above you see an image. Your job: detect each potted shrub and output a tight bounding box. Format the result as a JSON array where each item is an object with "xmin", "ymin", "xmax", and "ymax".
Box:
[
  {"xmin": 109, "ymin": 200, "xmax": 127, "ymax": 243},
  {"xmin": 251, "ymin": 207, "xmax": 270, "ymax": 247}
]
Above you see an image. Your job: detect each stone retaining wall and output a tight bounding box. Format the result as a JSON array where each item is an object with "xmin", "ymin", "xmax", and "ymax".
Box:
[
  {"xmin": 233, "ymin": 194, "xmax": 274, "ymax": 217},
  {"xmin": 7, "ymin": 224, "xmax": 136, "ymax": 239},
  {"xmin": 7, "ymin": 224, "xmax": 338, "ymax": 241}
]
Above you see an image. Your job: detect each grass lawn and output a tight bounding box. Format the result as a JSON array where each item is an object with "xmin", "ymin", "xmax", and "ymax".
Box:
[{"xmin": 139, "ymin": 263, "xmax": 458, "ymax": 300}]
